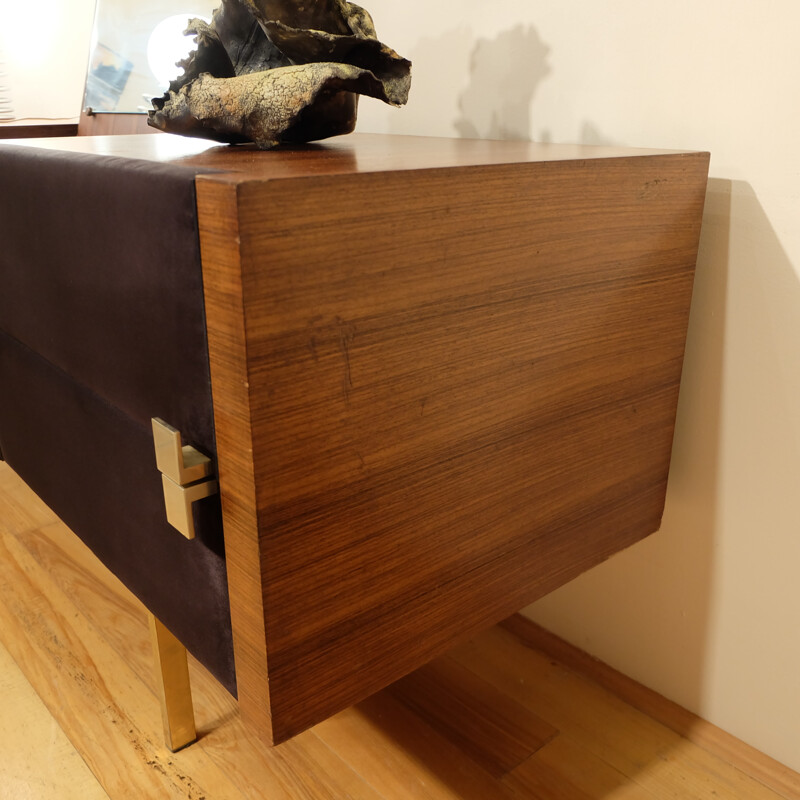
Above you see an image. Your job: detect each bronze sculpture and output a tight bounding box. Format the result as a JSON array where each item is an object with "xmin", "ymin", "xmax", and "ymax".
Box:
[{"xmin": 148, "ymin": 0, "xmax": 411, "ymax": 148}]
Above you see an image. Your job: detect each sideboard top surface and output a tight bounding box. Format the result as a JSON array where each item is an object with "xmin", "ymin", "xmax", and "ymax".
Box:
[{"xmin": 0, "ymin": 132, "xmax": 703, "ymax": 184}]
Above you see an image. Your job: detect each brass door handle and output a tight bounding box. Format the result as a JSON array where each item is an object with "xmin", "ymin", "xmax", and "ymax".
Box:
[{"xmin": 151, "ymin": 418, "xmax": 218, "ymax": 539}]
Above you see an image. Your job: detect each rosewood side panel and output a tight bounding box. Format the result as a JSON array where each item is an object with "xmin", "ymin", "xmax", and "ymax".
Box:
[{"xmin": 197, "ymin": 142, "xmax": 710, "ymax": 743}]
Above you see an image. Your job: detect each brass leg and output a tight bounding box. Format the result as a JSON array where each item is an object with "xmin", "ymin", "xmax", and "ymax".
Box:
[{"xmin": 148, "ymin": 613, "xmax": 197, "ymax": 751}]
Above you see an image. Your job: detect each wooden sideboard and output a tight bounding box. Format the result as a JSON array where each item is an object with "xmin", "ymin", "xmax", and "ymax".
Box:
[{"xmin": 0, "ymin": 133, "xmax": 709, "ymax": 744}]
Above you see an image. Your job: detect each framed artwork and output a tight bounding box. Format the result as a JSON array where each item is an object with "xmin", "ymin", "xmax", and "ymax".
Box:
[{"xmin": 84, "ymin": 43, "xmax": 134, "ymax": 111}]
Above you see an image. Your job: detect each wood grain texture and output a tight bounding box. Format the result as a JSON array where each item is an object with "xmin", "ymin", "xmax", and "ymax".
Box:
[
  {"xmin": 0, "ymin": 638, "xmax": 109, "ymax": 800},
  {"xmin": 76, "ymin": 111, "xmax": 155, "ymax": 136},
  {"xmin": 502, "ymin": 614, "xmax": 800, "ymax": 800},
  {"xmin": 452, "ymin": 626, "xmax": 792, "ymax": 800},
  {"xmin": 504, "ymin": 734, "xmax": 657, "ymax": 800},
  {"xmin": 0, "ymin": 519, "xmax": 222, "ymax": 798},
  {"xmin": 196, "ymin": 178, "xmax": 273, "ymax": 737},
  {"xmin": 0, "ymin": 121, "xmax": 78, "ymax": 138},
  {"xmin": 1, "ymin": 461, "xmax": 798, "ymax": 799},
  {"xmin": 196, "ymin": 137, "xmax": 710, "ymax": 742},
  {"xmin": 387, "ymin": 656, "xmax": 557, "ymax": 777},
  {"xmin": 197, "ymin": 182, "xmax": 272, "ymax": 741},
  {"xmin": 0, "ymin": 131, "xmax": 695, "ymax": 173},
  {"xmin": 318, "ymin": 691, "xmax": 519, "ymax": 800},
  {"xmin": 0, "ymin": 465, "xmax": 382, "ymax": 800}
]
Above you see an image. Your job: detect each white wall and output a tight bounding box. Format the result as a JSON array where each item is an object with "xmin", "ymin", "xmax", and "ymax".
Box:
[
  {"xmin": 359, "ymin": 0, "xmax": 800, "ymax": 773},
  {"xmin": 0, "ymin": 0, "xmax": 214, "ymax": 119},
  {"xmin": 8, "ymin": 0, "xmax": 800, "ymax": 773},
  {"xmin": 0, "ymin": 0, "xmax": 96, "ymax": 119}
]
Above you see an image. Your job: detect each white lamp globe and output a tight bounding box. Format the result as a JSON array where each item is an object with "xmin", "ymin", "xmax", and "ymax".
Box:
[{"xmin": 147, "ymin": 14, "xmax": 209, "ymax": 90}]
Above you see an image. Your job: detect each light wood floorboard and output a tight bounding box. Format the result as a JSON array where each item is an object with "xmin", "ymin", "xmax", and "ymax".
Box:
[
  {"xmin": 0, "ymin": 461, "xmax": 796, "ymax": 799},
  {"xmin": 0, "ymin": 638, "xmax": 109, "ymax": 800}
]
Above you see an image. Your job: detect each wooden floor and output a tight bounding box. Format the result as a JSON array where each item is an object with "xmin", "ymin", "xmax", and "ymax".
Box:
[{"xmin": 1, "ymin": 461, "xmax": 798, "ymax": 800}]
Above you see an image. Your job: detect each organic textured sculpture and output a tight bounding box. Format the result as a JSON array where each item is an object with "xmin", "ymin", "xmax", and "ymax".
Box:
[{"xmin": 148, "ymin": 0, "xmax": 411, "ymax": 149}]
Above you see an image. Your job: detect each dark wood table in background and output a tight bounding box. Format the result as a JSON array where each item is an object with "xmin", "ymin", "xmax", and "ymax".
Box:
[{"xmin": 0, "ymin": 120, "xmax": 79, "ymax": 139}]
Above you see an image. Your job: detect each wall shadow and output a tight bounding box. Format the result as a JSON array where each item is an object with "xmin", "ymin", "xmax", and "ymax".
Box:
[
  {"xmin": 697, "ymin": 182, "xmax": 800, "ymax": 769},
  {"xmin": 383, "ymin": 26, "xmax": 476, "ymax": 137},
  {"xmin": 649, "ymin": 177, "xmax": 732, "ymax": 711},
  {"xmin": 578, "ymin": 120, "xmax": 622, "ymax": 147},
  {"xmin": 454, "ymin": 25, "xmax": 550, "ymax": 141},
  {"xmin": 516, "ymin": 180, "xmax": 731, "ymax": 718}
]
